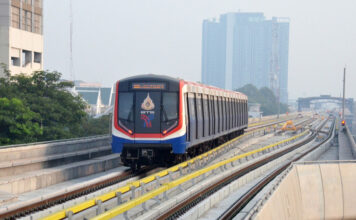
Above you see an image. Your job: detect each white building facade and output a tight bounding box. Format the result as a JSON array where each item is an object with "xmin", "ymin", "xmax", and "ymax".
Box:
[{"xmin": 0, "ymin": 0, "xmax": 43, "ymax": 77}]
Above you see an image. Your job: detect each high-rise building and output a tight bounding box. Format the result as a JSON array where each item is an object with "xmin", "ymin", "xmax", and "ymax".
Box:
[
  {"xmin": 0, "ymin": 0, "xmax": 43, "ymax": 77},
  {"xmin": 201, "ymin": 12, "xmax": 290, "ymax": 103}
]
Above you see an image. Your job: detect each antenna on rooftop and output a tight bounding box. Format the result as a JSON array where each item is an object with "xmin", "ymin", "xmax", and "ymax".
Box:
[{"xmin": 70, "ymin": 0, "xmax": 75, "ymax": 86}]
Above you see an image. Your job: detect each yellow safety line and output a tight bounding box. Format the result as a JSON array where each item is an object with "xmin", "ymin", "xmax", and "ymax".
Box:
[
  {"xmin": 42, "ymin": 118, "xmax": 287, "ymax": 220},
  {"xmin": 248, "ymin": 114, "xmax": 294, "ymax": 128},
  {"xmin": 92, "ymin": 129, "xmax": 309, "ymax": 220}
]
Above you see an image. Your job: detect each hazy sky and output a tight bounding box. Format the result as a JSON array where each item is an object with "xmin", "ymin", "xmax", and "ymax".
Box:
[{"xmin": 44, "ymin": 0, "xmax": 356, "ymax": 100}]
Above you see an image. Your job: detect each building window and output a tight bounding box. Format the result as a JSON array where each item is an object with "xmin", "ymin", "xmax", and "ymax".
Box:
[
  {"xmin": 22, "ymin": 50, "xmax": 32, "ymax": 67},
  {"xmin": 34, "ymin": 52, "xmax": 41, "ymax": 64},
  {"xmin": 22, "ymin": 0, "xmax": 32, "ymax": 6},
  {"xmin": 34, "ymin": 14, "xmax": 42, "ymax": 34},
  {"xmin": 34, "ymin": 0, "xmax": 42, "ymax": 8},
  {"xmin": 11, "ymin": 57, "xmax": 20, "ymax": 66},
  {"xmin": 26, "ymin": 11, "xmax": 32, "ymax": 31},
  {"xmin": 21, "ymin": 9, "xmax": 26, "ymax": 30},
  {"xmin": 11, "ymin": 48, "xmax": 21, "ymax": 66},
  {"xmin": 21, "ymin": 10, "xmax": 32, "ymax": 32},
  {"xmin": 11, "ymin": 6, "xmax": 20, "ymax": 29}
]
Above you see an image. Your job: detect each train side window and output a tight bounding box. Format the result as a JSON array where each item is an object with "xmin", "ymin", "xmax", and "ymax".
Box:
[
  {"xmin": 234, "ymin": 99, "xmax": 236, "ymax": 128},
  {"xmin": 226, "ymin": 98, "xmax": 230, "ymax": 130},
  {"xmin": 222, "ymin": 97, "xmax": 226, "ymax": 131},
  {"xmin": 240, "ymin": 101, "xmax": 245, "ymax": 125},
  {"xmin": 218, "ymin": 96, "xmax": 221, "ymax": 132},
  {"xmin": 185, "ymin": 93, "xmax": 190, "ymax": 141},
  {"xmin": 235, "ymin": 99, "xmax": 238, "ymax": 127},
  {"xmin": 243, "ymin": 101, "xmax": 245, "ymax": 125},
  {"xmin": 202, "ymin": 94, "xmax": 209, "ymax": 137},
  {"xmin": 245, "ymin": 101, "xmax": 248, "ymax": 125},
  {"xmin": 226, "ymin": 98, "xmax": 229, "ymax": 130},
  {"xmin": 188, "ymin": 93, "xmax": 196, "ymax": 141},
  {"xmin": 195, "ymin": 93, "xmax": 203, "ymax": 139},
  {"xmin": 225, "ymin": 97, "xmax": 228, "ymax": 131},
  {"xmin": 229, "ymin": 98, "xmax": 232, "ymax": 129},
  {"xmin": 238, "ymin": 100, "xmax": 241, "ymax": 127},
  {"xmin": 232, "ymin": 99, "xmax": 235, "ymax": 128},
  {"xmin": 208, "ymin": 95, "xmax": 212, "ymax": 135},
  {"xmin": 210, "ymin": 95, "xmax": 214, "ymax": 135},
  {"xmin": 214, "ymin": 96, "xmax": 219, "ymax": 134},
  {"xmin": 243, "ymin": 100, "xmax": 246, "ymax": 125},
  {"xmin": 226, "ymin": 98, "xmax": 231, "ymax": 130},
  {"xmin": 219, "ymin": 96, "xmax": 222, "ymax": 132},
  {"xmin": 225, "ymin": 97, "xmax": 229, "ymax": 130}
]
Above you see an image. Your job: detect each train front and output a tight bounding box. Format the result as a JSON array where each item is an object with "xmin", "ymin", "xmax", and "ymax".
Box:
[{"xmin": 111, "ymin": 75, "xmax": 185, "ymax": 170}]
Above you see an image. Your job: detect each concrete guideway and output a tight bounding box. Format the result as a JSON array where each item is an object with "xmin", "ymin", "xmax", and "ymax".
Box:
[
  {"xmin": 252, "ymin": 161, "xmax": 356, "ymax": 220},
  {"xmin": 29, "ymin": 117, "xmax": 307, "ymax": 220},
  {"xmin": 89, "ymin": 122, "xmax": 316, "ymax": 220},
  {"xmin": 177, "ymin": 118, "xmax": 332, "ymax": 220},
  {"xmin": 0, "ymin": 112, "xmax": 304, "ymax": 219},
  {"xmin": 0, "ymin": 136, "xmax": 115, "ymax": 202}
]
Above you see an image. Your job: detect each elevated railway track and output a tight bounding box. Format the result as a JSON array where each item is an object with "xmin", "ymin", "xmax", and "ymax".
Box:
[{"xmin": 0, "ymin": 114, "xmax": 304, "ymax": 219}]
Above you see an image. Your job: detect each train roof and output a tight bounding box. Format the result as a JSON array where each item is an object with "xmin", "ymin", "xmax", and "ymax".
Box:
[
  {"xmin": 118, "ymin": 74, "xmax": 180, "ymax": 84},
  {"xmin": 117, "ymin": 74, "xmax": 247, "ymax": 100}
]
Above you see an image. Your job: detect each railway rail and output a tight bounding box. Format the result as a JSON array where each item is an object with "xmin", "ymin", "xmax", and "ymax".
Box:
[
  {"xmin": 160, "ymin": 117, "xmax": 333, "ymax": 220},
  {"xmin": 0, "ymin": 115, "xmax": 299, "ymax": 220},
  {"xmin": 82, "ymin": 118, "xmax": 316, "ymax": 219},
  {"xmin": 218, "ymin": 118, "xmax": 334, "ymax": 220}
]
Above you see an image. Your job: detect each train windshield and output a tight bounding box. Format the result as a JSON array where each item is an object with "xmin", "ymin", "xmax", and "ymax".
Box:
[
  {"xmin": 118, "ymin": 90, "xmax": 179, "ymax": 134},
  {"xmin": 162, "ymin": 92, "xmax": 178, "ymax": 121},
  {"xmin": 135, "ymin": 92, "xmax": 161, "ymax": 133},
  {"xmin": 118, "ymin": 92, "xmax": 134, "ymax": 121},
  {"xmin": 118, "ymin": 92, "xmax": 135, "ymax": 133}
]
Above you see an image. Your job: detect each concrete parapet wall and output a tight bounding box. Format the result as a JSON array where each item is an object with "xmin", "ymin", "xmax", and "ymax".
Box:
[
  {"xmin": 0, "ymin": 136, "xmax": 110, "ymax": 162},
  {"xmin": 255, "ymin": 162, "xmax": 356, "ymax": 220},
  {"xmin": 344, "ymin": 124, "xmax": 356, "ymax": 157},
  {"xmin": 0, "ymin": 154, "xmax": 120, "ymax": 195}
]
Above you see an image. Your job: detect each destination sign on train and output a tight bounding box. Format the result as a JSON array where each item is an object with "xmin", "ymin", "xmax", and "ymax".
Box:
[{"xmin": 132, "ymin": 83, "xmax": 166, "ymax": 90}]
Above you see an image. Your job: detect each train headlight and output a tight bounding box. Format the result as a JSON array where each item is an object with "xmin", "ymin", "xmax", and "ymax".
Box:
[{"xmin": 161, "ymin": 120, "xmax": 178, "ymax": 135}]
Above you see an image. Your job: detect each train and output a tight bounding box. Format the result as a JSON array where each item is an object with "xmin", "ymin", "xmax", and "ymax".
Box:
[{"xmin": 111, "ymin": 74, "xmax": 248, "ymax": 170}]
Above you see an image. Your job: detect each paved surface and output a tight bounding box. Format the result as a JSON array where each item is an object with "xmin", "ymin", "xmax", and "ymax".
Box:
[
  {"xmin": 316, "ymin": 144, "xmax": 338, "ymax": 160},
  {"xmin": 0, "ymin": 166, "xmax": 128, "ymax": 214},
  {"xmin": 338, "ymin": 129, "xmax": 355, "ymax": 160},
  {"xmin": 254, "ymin": 162, "xmax": 356, "ymax": 220}
]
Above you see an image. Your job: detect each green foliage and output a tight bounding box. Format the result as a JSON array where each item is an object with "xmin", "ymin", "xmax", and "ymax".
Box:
[
  {"xmin": 80, "ymin": 114, "xmax": 112, "ymax": 137},
  {"xmin": 0, "ymin": 67, "xmax": 110, "ymax": 145},
  {"xmin": 0, "ymin": 98, "xmax": 42, "ymax": 145},
  {"xmin": 237, "ymin": 84, "xmax": 289, "ymax": 116}
]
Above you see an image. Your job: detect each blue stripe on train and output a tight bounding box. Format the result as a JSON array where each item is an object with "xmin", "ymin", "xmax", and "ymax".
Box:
[{"xmin": 111, "ymin": 134, "xmax": 187, "ymax": 154}]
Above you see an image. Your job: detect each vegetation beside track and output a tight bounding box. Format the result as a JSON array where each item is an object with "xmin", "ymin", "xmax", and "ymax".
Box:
[
  {"xmin": 236, "ymin": 84, "xmax": 289, "ymax": 116},
  {"xmin": 0, "ymin": 67, "xmax": 110, "ymax": 145}
]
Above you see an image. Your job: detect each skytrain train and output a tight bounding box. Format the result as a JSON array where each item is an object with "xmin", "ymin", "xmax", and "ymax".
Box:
[{"xmin": 112, "ymin": 75, "xmax": 248, "ymax": 170}]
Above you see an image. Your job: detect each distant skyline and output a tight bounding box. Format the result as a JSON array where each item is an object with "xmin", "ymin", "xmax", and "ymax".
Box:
[
  {"xmin": 201, "ymin": 12, "xmax": 289, "ymax": 103},
  {"xmin": 44, "ymin": 0, "xmax": 356, "ymax": 99}
]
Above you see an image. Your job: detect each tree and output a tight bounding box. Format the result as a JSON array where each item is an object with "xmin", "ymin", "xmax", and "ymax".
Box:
[
  {"xmin": 0, "ymin": 66, "xmax": 114, "ymax": 145},
  {"xmin": 0, "ymin": 69, "xmax": 88, "ymax": 142},
  {"xmin": 80, "ymin": 114, "xmax": 112, "ymax": 136},
  {"xmin": 0, "ymin": 98, "xmax": 42, "ymax": 145},
  {"xmin": 236, "ymin": 84, "xmax": 289, "ymax": 116}
]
